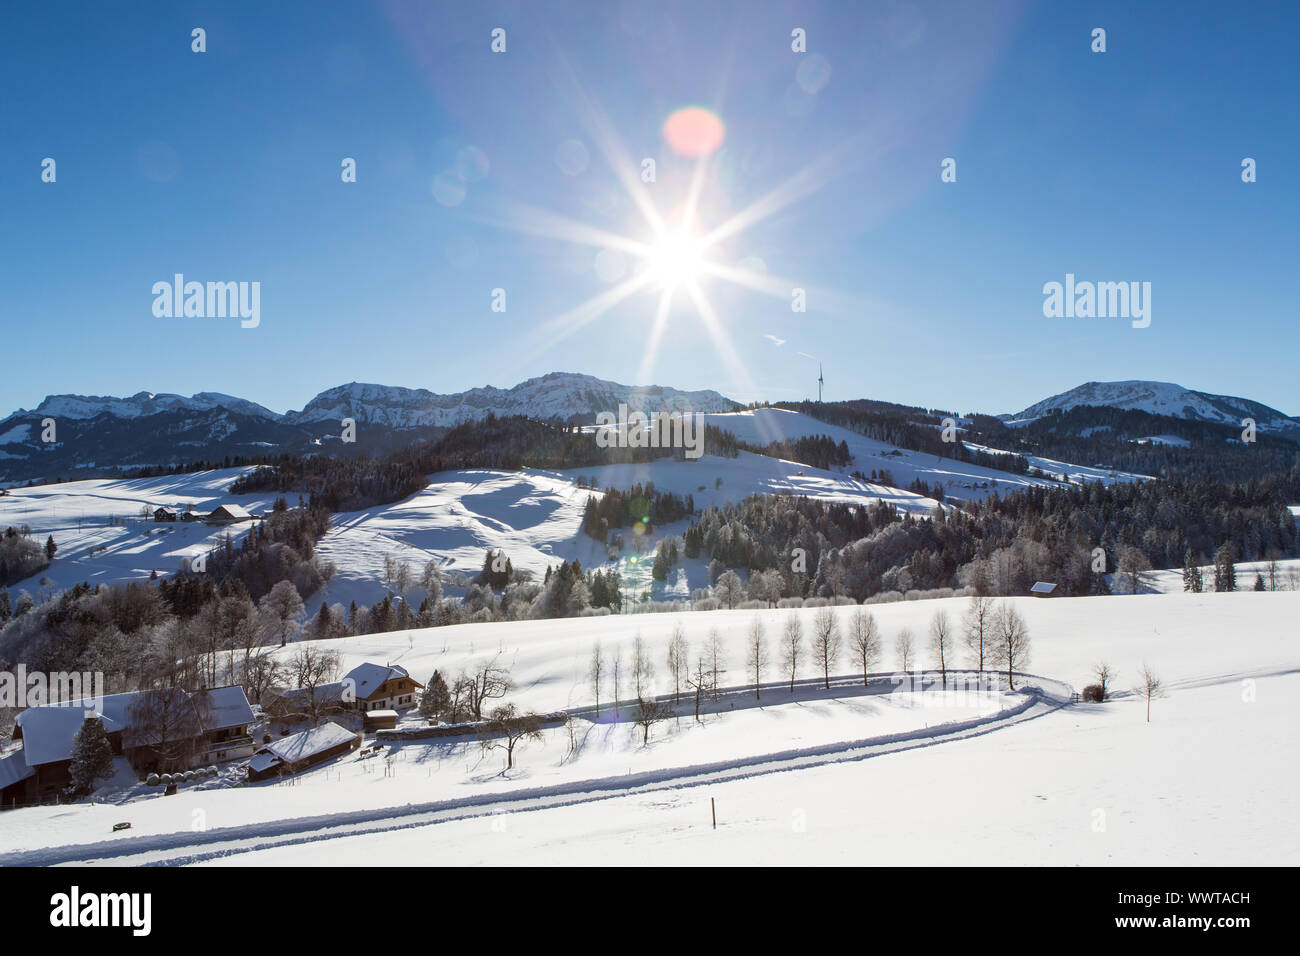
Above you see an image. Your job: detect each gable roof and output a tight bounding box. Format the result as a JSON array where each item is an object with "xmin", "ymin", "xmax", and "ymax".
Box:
[
  {"xmin": 0, "ymin": 750, "xmax": 35, "ymax": 790},
  {"xmin": 209, "ymin": 503, "xmax": 252, "ymax": 520},
  {"xmin": 15, "ymin": 688, "xmax": 198, "ymax": 766},
  {"xmin": 192, "ymin": 685, "xmax": 254, "ymax": 732},
  {"xmin": 247, "ymin": 722, "xmax": 357, "ymax": 774},
  {"xmin": 343, "ymin": 663, "xmax": 420, "ymax": 700}
]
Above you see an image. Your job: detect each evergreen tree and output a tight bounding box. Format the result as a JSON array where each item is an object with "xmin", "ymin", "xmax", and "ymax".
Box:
[
  {"xmin": 420, "ymin": 671, "xmax": 451, "ymax": 720},
  {"xmin": 1254, "ymin": 572, "xmax": 1266, "ymax": 591},
  {"xmin": 1214, "ymin": 543, "xmax": 1236, "ymax": 592},
  {"xmin": 68, "ymin": 717, "xmax": 115, "ymax": 795},
  {"xmin": 45, "ymin": 535, "xmax": 57, "ymax": 560}
]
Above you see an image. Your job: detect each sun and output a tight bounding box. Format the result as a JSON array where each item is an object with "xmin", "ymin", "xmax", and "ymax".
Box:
[{"xmin": 644, "ymin": 228, "xmax": 706, "ymax": 291}]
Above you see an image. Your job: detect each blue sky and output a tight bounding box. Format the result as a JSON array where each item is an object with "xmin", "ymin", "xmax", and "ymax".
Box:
[{"xmin": 2, "ymin": 0, "xmax": 1296, "ymax": 417}]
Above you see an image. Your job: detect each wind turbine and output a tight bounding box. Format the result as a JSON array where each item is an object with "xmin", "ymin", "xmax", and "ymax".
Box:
[{"xmin": 817, "ymin": 364, "xmax": 824, "ymax": 403}]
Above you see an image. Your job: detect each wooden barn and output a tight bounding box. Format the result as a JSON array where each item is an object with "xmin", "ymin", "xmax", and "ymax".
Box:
[{"xmin": 245, "ymin": 722, "xmax": 360, "ymax": 782}]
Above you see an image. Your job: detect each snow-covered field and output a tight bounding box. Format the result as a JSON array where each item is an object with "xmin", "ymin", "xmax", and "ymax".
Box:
[
  {"xmin": 1, "ymin": 590, "xmax": 1295, "ymax": 866},
  {"xmin": 0, "ymin": 469, "xmax": 278, "ymax": 594},
  {"xmin": 695, "ymin": 408, "xmax": 1152, "ymax": 499}
]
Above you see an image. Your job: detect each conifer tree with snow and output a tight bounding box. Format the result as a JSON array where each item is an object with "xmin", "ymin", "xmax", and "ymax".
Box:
[
  {"xmin": 68, "ymin": 716, "xmax": 115, "ymax": 795},
  {"xmin": 420, "ymin": 670, "xmax": 451, "ymax": 720},
  {"xmin": 1213, "ymin": 543, "xmax": 1236, "ymax": 592}
]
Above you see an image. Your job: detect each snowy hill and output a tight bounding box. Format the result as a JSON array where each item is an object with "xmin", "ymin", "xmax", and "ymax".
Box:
[
  {"xmin": 2, "ymin": 591, "xmax": 1296, "ymax": 866},
  {"xmin": 1010, "ymin": 380, "xmax": 1299, "ymax": 433},
  {"xmin": 688, "ymin": 407, "xmax": 1151, "ymax": 501}
]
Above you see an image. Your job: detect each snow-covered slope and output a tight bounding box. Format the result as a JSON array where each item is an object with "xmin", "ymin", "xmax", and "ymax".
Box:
[
  {"xmin": 2, "ymin": 591, "xmax": 1296, "ymax": 866},
  {"xmin": 1012, "ymin": 380, "xmax": 1299, "ymax": 433},
  {"xmin": 690, "ymin": 408, "xmax": 1151, "ymax": 501}
]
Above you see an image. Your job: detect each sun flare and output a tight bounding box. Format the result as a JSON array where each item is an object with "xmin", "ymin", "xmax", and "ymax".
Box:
[{"xmin": 645, "ymin": 229, "xmax": 706, "ymax": 290}]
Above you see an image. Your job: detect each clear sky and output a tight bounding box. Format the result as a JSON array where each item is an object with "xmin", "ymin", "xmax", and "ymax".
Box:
[{"xmin": 2, "ymin": 0, "xmax": 1296, "ymax": 418}]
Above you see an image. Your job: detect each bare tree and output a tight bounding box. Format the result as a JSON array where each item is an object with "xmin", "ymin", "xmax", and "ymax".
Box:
[
  {"xmin": 479, "ymin": 704, "xmax": 543, "ymax": 771},
  {"xmin": 992, "ymin": 602, "xmax": 1031, "ymax": 690},
  {"xmin": 745, "ymin": 616, "xmax": 769, "ymax": 699},
  {"xmin": 286, "ymin": 645, "xmax": 341, "ymax": 723},
  {"xmin": 1092, "ymin": 662, "xmax": 1115, "ymax": 701},
  {"xmin": 238, "ymin": 652, "xmax": 282, "ymax": 709},
  {"xmin": 631, "ymin": 634, "xmax": 654, "ymax": 700},
  {"xmin": 894, "ymin": 628, "xmax": 915, "ymax": 673},
  {"xmin": 589, "ymin": 640, "xmax": 605, "ymax": 716},
  {"xmin": 781, "ymin": 613, "xmax": 803, "ymax": 692},
  {"xmin": 632, "ymin": 694, "xmax": 674, "ymax": 744},
  {"xmin": 126, "ymin": 688, "xmax": 202, "ymax": 773},
  {"xmin": 847, "ymin": 608, "xmax": 881, "ymax": 685},
  {"xmin": 706, "ymin": 628, "xmax": 727, "ymax": 701},
  {"xmin": 666, "ymin": 622, "xmax": 688, "ymax": 704},
  {"xmin": 685, "ymin": 654, "xmax": 713, "ymax": 721},
  {"xmin": 1133, "ymin": 663, "xmax": 1165, "ymax": 723},
  {"xmin": 463, "ymin": 657, "xmax": 512, "ymax": 720},
  {"xmin": 962, "ymin": 595, "xmax": 994, "ymax": 678},
  {"xmin": 929, "ymin": 610, "xmax": 953, "ymax": 688},
  {"xmin": 810, "ymin": 607, "xmax": 840, "ymax": 690}
]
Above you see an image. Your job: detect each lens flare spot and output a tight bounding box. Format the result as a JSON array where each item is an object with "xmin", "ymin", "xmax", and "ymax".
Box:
[{"xmin": 662, "ymin": 107, "xmax": 726, "ymax": 158}]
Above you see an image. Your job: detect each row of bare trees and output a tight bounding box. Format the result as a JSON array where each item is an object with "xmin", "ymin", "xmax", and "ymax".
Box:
[{"xmin": 587, "ymin": 597, "xmax": 1037, "ymax": 723}]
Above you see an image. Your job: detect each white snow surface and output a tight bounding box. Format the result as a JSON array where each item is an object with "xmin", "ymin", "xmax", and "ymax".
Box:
[{"xmin": 0, "ymin": 590, "xmax": 1296, "ymax": 866}]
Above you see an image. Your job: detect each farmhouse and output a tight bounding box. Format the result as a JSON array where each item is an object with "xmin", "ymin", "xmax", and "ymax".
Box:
[
  {"xmin": 343, "ymin": 663, "xmax": 423, "ymax": 712},
  {"xmin": 245, "ymin": 721, "xmax": 359, "ymax": 782},
  {"xmin": 1, "ymin": 685, "xmax": 255, "ymax": 806},
  {"xmin": 153, "ymin": 506, "xmax": 177, "ymax": 522},
  {"xmin": 206, "ymin": 503, "xmax": 253, "ymax": 524},
  {"xmin": 1030, "ymin": 581, "xmax": 1058, "ymax": 597}
]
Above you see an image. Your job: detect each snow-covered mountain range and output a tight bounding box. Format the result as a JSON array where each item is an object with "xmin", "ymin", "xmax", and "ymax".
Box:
[
  {"xmin": 282, "ymin": 373, "xmax": 739, "ymax": 427},
  {"xmin": 0, "ymin": 374, "xmax": 739, "ymax": 482},
  {"xmin": 1008, "ymin": 380, "xmax": 1299, "ymax": 433}
]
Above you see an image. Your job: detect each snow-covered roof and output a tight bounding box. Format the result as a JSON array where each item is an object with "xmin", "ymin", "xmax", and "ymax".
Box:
[
  {"xmin": 1030, "ymin": 581, "xmax": 1058, "ymax": 594},
  {"xmin": 193, "ymin": 685, "xmax": 254, "ymax": 732},
  {"xmin": 209, "ymin": 503, "xmax": 252, "ymax": 519},
  {"xmin": 15, "ymin": 688, "xmax": 197, "ymax": 766},
  {"xmin": 0, "ymin": 751, "xmax": 34, "ymax": 789},
  {"xmin": 343, "ymin": 663, "xmax": 416, "ymax": 700},
  {"xmin": 364, "ymin": 709, "xmax": 398, "ymax": 719},
  {"xmin": 270, "ymin": 681, "xmax": 346, "ymax": 710},
  {"xmin": 13, "ymin": 707, "xmax": 114, "ymax": 766},
  {"xmin": 255, "ymin": 722, "xmax": 357, "ymax": 768}
]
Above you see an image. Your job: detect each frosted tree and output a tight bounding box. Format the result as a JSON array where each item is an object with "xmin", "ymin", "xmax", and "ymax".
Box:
[
  {"xmin": 745, "ymin": 616, "xmax": 769, "ymax": 699},
  {"xmin": 894, "ymin": 628, "xmax": 915, "ymax": 673},
  {"xmin": 992, "ymin": 602, "xmax": 1031, "ymax": 690},
  {"xmin": 706, "ymin": 628, "xmax": 727, "ymax": 701},
  {"xmin": 929, "ymin": 610, "xmax": 953, "ymax": 688},
  {"xmin": 810, "ymin": 606, "xmax": 840, "ymax": 690},
  {"xmin": 781, "ymin": 613, "xmax": 803, "ymax": 692},
  {"xmin": 631, "ymin": 633, "xmax": 654, "ymax": 700},
  {"xmin": 666, "ymin": 622, "xmax": 688, "ymax": 703},
  {"xmin": 588, "ymin": 640, "xmax": 605, "ymax": 716},
  {"xmin": 715, "ymin": 570, "xmax": 745, "ymax": 610},
  {"xmin": 847, "ymin": 608, "xmax": 881, "ymax": 685},
  {"xmin": 962, "ymin": 595, "xmax": 994, "ymax": 677},
  {"xmin": 258, "ymin": 580, "xmax": 304, "ymax": 647}
]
